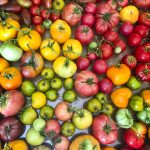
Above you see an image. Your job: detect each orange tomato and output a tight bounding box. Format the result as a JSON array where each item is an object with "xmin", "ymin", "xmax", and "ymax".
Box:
[
  {"xmin": 106, "ymin": 64, "xmax": 131, "ymax": 85},
  {"xmin": 0, "ymin": 67, "xmax": 22, "ymax": 90},
  {"xmin": 0, "ymin": 58, "xmax": 9, "ymax": 72},
  {"xmin": 102, "ymin": 147, "xmax": 116, "ymax": 150},
  {"xmin": 141, "ymin": 90, "xmax": 150, "ymax": 106},
  {"xmin": 111, "ymin": 87, "xmax": 132, "ymax": 108}
]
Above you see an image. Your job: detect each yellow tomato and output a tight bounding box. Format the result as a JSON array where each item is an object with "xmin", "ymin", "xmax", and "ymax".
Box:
[
  {"xmin": 62, "ymin": 39, "xmax": 83, "ymax": 60},
  {"xmin": 17, "ymin": 28, "xmax": 41, "ymax": 51},
  {"xmin": 120, "ymin": 5, "xmax": 139, "ymax": 24},
  {"xmin": 3, "ymin": 140, "xmax": 28, "ymax": 150},
  {"xmin": 0, "ymin": 18, "xmax": 20, "ymax": 42},
  {"xmin": 31, "ymin": 92, "xmax": 47, "ymax": 109},
  {"xmin": 40, "ymin": 38, "xmax": 60, "ymax": 61},
  {"xmin": 0, "ymin": 58, "xmax": 9, "ymax": 72},
  {"xmin": 50, "ymin": 19, "xmax": 71, "ymax": 44}
]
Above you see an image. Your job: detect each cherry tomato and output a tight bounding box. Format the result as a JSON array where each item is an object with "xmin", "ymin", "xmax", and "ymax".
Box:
[
  {"xmin": 35, "ymin": 25, "xmax": 45, "ymax": 35},
  {"xmin": 32, "ymin": 15, "xmax": 43, "ymax": 25}
]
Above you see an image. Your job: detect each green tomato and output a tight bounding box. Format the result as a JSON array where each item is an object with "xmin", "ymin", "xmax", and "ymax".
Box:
[
  {"xmin": 46, "ymin": 89, "xmax": 58, "ymax": 101},
  {"xmin": 33, "ymin": 118, "xmax": 46, "ymax": 131},
  {"xmin": 64, "ymin": 78, "xmax": 74, "ymax": 90},
  {"xmin": 21, "ymin": 80, "xmax": 36, "ymax": 96},
  {"xmin": 42, "ymin": 19, "xmax": 52, "ymax": 30},
  {"xmin": 72, "ymin": 109, "xmax": 93, "ymax": 130},
  {"xmin": 61, "ymin": 121, "xmax": 75, "ymax": 137},
  {"xmin": 88, "ymin": 41, "xmax": 98, "ymax": 50},
  {"xmin": 115, "ymin": 108, "xmax": 134, "ymax": 128},
  {"xmin": 41, "ymin": 68, "xmax": 55, "ymax": 80},
  {"xmin": 52, "ymin": 0, "xmax": 65, "ymax": 11},
  {"xmin": 85, "ymin": 98, "xmax": 102, "ymax": 113},
  {"xmin": 102, "ymin": 103, "xmax": 114, "ymax": 115},
  {"xmin": 95, "ymin": 92, "xmax": 107, "ymax": 104},
  {"xmin": 126, "ymin": 76, "xmax": 141, "ymax": 90},
  {"xmin": 63, "ymin": 90, "xmax": 77, "ymax": 103},
  {"xmin": 37, "ymin": 79, "xmax": 50, "ymax": 92},
  {"xmin": 129, "ymin": 95, "xmax": 144, "ymax": 112},
  {"xmin": 20, "ymin": 107, "xmax": 38, "ymax": 125},
  {"xmin": 26, "ymin": 128, "xmax": 44, "ymax": 146},
  {"xmin": 40, "ymin": 105, "xmax": 54, "ymax": 120},
  {"xmin": 50, "ymin": 77, "xmax": 62, "ymax": 90}
]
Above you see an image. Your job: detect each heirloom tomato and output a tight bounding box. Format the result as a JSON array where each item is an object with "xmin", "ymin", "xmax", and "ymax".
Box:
[
  {"xmin": 50, "ymin": 19, "xmax": 71, "ymax": 44},
  {"xmin": 138, "ymin": 12, "xmax": 150, "ymax": 27},
  {"xmin": 132, "ymin": 0, "xmax": 150, "ymax": 8},
  {"xmin": 141, "ymin": 90, "xmax": 150, "ymax": 106},
  {"xmin": 0, "ymin": 18, "xmax": 20, "ymax": 42},
  {"xmin": 0, "ymin": 58, "xmax": 9, "ymax": 72},
  {"xmin": 40, "ymin": 39, "xmax": 60, "ymax": 61},
  {"xmin": 17, "ymin": 28, "xmax": 41, "ymax": 51}
]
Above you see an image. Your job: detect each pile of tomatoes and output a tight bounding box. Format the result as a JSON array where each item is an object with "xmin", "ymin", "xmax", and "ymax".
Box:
[{"xmin": 0, "ymin": 0, "xmax": 150, "ymax": 150}]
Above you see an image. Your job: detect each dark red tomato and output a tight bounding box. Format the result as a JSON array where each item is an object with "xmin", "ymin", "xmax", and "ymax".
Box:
[
  {"xmin": 116, "ymin": 0, "xmax": 129, "ymax": 7},
  {"xmin": 92, "ymin": 114, "xmax": 118, "ymax": 144},
  {"xmin": 87, "ymin": 52, "xmax": 98, "ymax": 61},
  {"xmin": 50, "ymin": 12, "xmax": 61, "ymax": 22},
  {"xmin": 120, "ymin": 146, "xmax": 133, "ymax": 150},
  {"xmin": 99, "ymin": 43, "xmax": 113, "ymax": 59},
  {"xmin": 107, "ymin": 0, "xmax": 117, "ymax": 10},
  {"xmin": 76, "ymin": 57, "xmax": 90, "ymax": 70},
  {"xmin": 134, "ymin": 43, "xmax": 150, "ymax": 63},
  {"xmin": 104, "ymin": 30, "xmax": 119, "ymax": 42},
  {"xmin": 35, "ymin": 25, "xmax": 45, "ymax": 35},
  {"xmin": 30, "ymin": 5, "xmax": 40, "ymax": 16},
  {"xmin": 42, "ymin": 0, "xmax": 52, "ymax": 9},
  {"xmin": 135, "ymin": 63, "xmax": 150, "ymax": 82},
  {"xmin": 93, "ymin": 59, "xmax": 108, "ymax": 75},
  {"xmin": 133, "ymin": 25, "xmax": 148, "ymax": 38},
  {"xmin": 32, "ymin": 0, "xmax": 41, "ymax": 5},
  {"xmin": 81, "ymin": 13, "xmax": 95, "ymax": 27},
  {"xmin": 84, "ymin": 2, "xmax": 97, "ymax": 14},
  {"xmin": 114, "ymin": 39, "xmax": 126, "ymax": 54},
  {"xmin": 75, "ymin": 25, "xmax": 94, "ymax": 45},
  {"xmin": 138, "ymin": 12, "xmax": 150, "ymax": 27},
  {"xmin": 132, "ymin": 0, "xmax": 150, "ymax": 9},
  {"xmin": 127, "ymin": 33, "xmax": 142, "ymax": 47},
  {"xmin": 122, "ymin": 54, "xmax": 137, "ymax": 69},
  {"xmin": 32, "ymin": 15, "xmax": 43, "ymax": 25},
  {"xmin": 98, "ymin": 77, "xmax": 113, "ymax": 94},
  {"xmin": 41, "ymin": 9, "xmax": 50, "ymax": 19},
  {"xmin": 120, "ymin": 22, "xmax": 133, "ymax": 36}
]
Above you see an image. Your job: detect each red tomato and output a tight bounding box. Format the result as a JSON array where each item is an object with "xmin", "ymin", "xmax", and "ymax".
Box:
[
  {"xmin": 120, "ymin": 22, "xmax": 133, "ymax": 36},
  {"xmin": 95, "ymin": 3, "xmax": 120, "ymax": 34},
  {"xmin": 134, "ymin": 43, "xmax": 150, "ymax": 63},
  {"xmin": 84, "ymin": 2, "xmax": 97, "ymax": 14},
  {"xmin": 32, "ymin": 0, "xmax": 41, "ymax": 5},
  {"xmin": 32, "ymin": 15, "xmax": 43, "ymax": 25},
  {"xmin": 107, "ymin": 0, "xmax": 117, "ymax": 9},
  {"xmin": 42, "ymin": 0, "xmax": 52, "ymax": 8},
  {"xmin": 133, "ymin": 25, "xmax": 148, "ymax": 37},
  {"xmin": 75, "ymin": 25, "xmax": 94, "ymax": 45},
  {"xmin": 40, "ymin": 9, "xmax": 50, "ymax": 19},
  {"xmin": 81, "ymin": 13, "xmax": 95, "ymax": 27},
  {"xmin": 104, "ymin": 30, "xmax": 119, "ymax": 42},
  {"xmin": 30, "ymin": 5, "xmax": 40, "ymax": 16},
  {"xmin": 75, "ymin": 70, "xmax": 99, "ymax": 97},
  {"xmin": 92, "ymin": 114, "xmax": 118, "ymax": 144},
  {"xmin": 132, "ymin": 0, "xmax": 150, "ymax": 8},
  {"xmin": 135, "ymin": 63, "xmax": 150, "ymax": 82},
  {"xmin": 35, "ymin": 25, "xmax": 45, "ymax": 35},
  {"xmin": 87, "ymin": 52, "xmax": 98, "ymax": 61},
  {"xmin": 114, "ymin": 39, "xmax": 126, "ymax": 54},
  {"xmin": 50, "ymin": 12, "xmax": 61, "ymax": 22},
  {"xmin": 76, "ymin": 56, "xmax": 90, "ymax": 70},
  {"xmin": 138, "ymin": 12, "xmax": 150, "ymax": 27},
  {"xmin": 62, "ymin": 3, "xmax": 83, "ymax": 26},
  {"xmin": 116, "ymin": 0, "xmax": 128, "ymax": 7}
]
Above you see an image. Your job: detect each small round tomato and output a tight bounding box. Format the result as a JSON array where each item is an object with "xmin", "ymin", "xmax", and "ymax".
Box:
[
  {"xmin": 32, "ymin": 15, "xmax": 43, "ymax": 25},
  {"xmin": 0, "ymin": 18, "xmax": 20, "ymax": 42},
  {"xmin": 0, "ymin": 67, "xmax": 22, "ymax": 90},
  {"xmin": 0, "ymin": 58, "xmax": 9, "ymax": 72},
  {"xmin": 35, "ymin": 25, "xmax": 45, "ymax": 35},
  {"xmin": 17, "ymin": 28, "xmax": 41, "ymax": 51},
  {"xmin": 40, "ymin": 9, "xmax": 50, "ymax": 19},
  {"xmin": 40, "ymin": 38, "xmax": 60, "ymax": 61},
  {"xmin": 30, "ymin": 5, "xmax": 40, "ymax": 16}
]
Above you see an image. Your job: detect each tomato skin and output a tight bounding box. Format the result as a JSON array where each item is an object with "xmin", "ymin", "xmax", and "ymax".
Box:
[
  {"xmin": 104, "ymin": 30, "xmax": 119, "ymax": 42},
  {"xmin": 75, "ymin": 70, "xmax": 99, "ymax": 97},
  {"xmin": 132, "ymin": 0, "xmax": 150, "ymax": 8},
  {"xmin": 84, "ymin": 2, "xmax": 97, "ymax": 14},
  {"xmin": 107, "ymin": 0, "xmax": 117, "ymax": 9},
  {"xmin": 133, "ymin": 25, "xmax": 148, "ymax": 38},
  {"xmin": 117, "ymin": 0, "xmax": 128, "ymax": 7},
  {"xmin": 40, "ymin": 9, "xmax": 50, "ymax": 19},
  {"xmin": 32, "ymin": 0, "xmax": 41, "ymax": 5},
  {"xmin": 50, "ymin": 12, "xmax": 61, "ymax": 22},
  {"xmin": 138, "ymin": 12, "xmax": 150, "ymax": 27},
  {"xmin": 114, "ymin": 39, "xmax": 126, "ymax": 54},
  {"xmin": 92, "ymin": 114, "xmax": 118, "ymax": 144},
  {"xmin": 30, "ymin": 5, "xmax": 40, "ymax": 16},
  {"xmin": 35, "ymin": 24, "xmax": 45, "ymax": 35},
  {"xmin": 0, "ymin": 67, "xmax": 22, "ymax": 90},
  {"xmin": 32, "ymin": 15, "xmax": 43, "ymax": 25}
]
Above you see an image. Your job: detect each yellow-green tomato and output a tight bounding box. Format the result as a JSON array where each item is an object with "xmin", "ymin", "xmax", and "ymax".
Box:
[{"xmin": 52, "ymin": 0, "xmax": 65, "ymax": 11}]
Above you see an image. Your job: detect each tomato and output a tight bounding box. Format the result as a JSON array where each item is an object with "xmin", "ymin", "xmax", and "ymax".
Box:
[
  {"xmin": 42, "ymin": 0, "xmax": 52, "ymax": 8},
  {"xmin": 0, "ymin": 18, "xmax": 20, "ymax": 42},
  {"xmin": 17, "ymin": 28, "xmax": 42, "ymax": 51},
  {"xmin": 120, "ymin": 22, "xmax": 134, "ymax": 36},
  {"xmin": 35, "ymin": 24, "xmax": 45, "ymax": 35},
  {"xmin": 95, "ymin": 3, "xmax": 119, "ymax": 34},
  {"xmin": 132, "ymin": 0, "xmax": 150, "ymax": 8},
  {"xmin": 120, "ymin": 5, "xmax": 139, "ymax": 24},
  {"xmin": 75, "ymin": 25, "xmax": 94, "ymax": 45},
  {"xmin": 53, "ymin": 56, "xmax": 77, "ymax": 78},
  {"xmin": 111, "ymin": 87, "xmax": 132, "ymax": 108},
  {"xmin": 133, "ymin": 25, "xmax": 148, "ymax": 37},
  {"xmin": 50, "ymin": 19, "xmax": 71, "ymax": 44},
  {"xmin": 62, "ymin": 3, "xmax": 83, "ymax": 26},
  {"xmin": 75, "ymin": 70, "xmax": 99, "ymax": 97},
  {"xmin": 76, "ymin": 56, "xmax": 90, "ymax": 70},
  {"xmin": 50, "ymin": 12, "xmax": 61, "ymax": 22},
  {"xmin": 141, "ymin": 90, "xmax": 150, "ymax": 106},
  {"xmin": 30, "ymin": 5, "xmax": 40, "ymax": 16},
  {"xmin": 69, "ymin": 135, "xmax": 101, "ymax": 150},
  {"xmin": 32, "ymin": 15, "xmax": 43, "ymax": 25},
  {"xmin": 52, "ymin": 0, "xmax": 65, "ymax": 11},
  {"xmin": 40, "ymin": 38, "xmax": 60, "ymax": 61},
  {"xmin": 116, "ymin": 0, "xmax": 128, "ymax": 7},
  {"xmin": 40, "ymin": 9, "xmax": 50, "ymax": 19},
  {"xmin": 92, "ymin": 114, "xmax": 118, "ymax": 144},
  {"xmin": 138, "ymin": 12, "xmax": 150, "ymax": 27},
  {"xmin": 104, "ymin": 30, "xmax": 119, "ymax": 43},
  {"xmin": 32, "ymin": 0, "xmax": 41, "ymax": 5},
  {"xmin": 134, "ymin": 43, "xmax": 150, "ymax": 63},
  {"xmin": 84, "ymin": 2, "xmax": 97, "ymax": 14},
  {"xmin": 107, "ymin": 0, "xmax": 117, "ymax": 9},
  {"xmin": 106, "ymin": 64, "xmax": 131, "ymax": 85},
  {"xmin": 114, "ymin": 39, "xmax": 126, "ymax": 54},
  {"xmin": 135, "ymin": 63, "xmax": 150, "ymax": 82},
  {"xmin": 124, "ymin": 122, "xmax": 147, "ymax": 149},
  {"xmin": 81, "ymin": 13, "xmax": 95, "ymax": 27},
  {"xmin": 62, "ymin": 39, "xmax": 83, "ymax": 60},
  {"xmin": 0, "ymin": 67, "xmax": 22, "ymax": 90},
  {"xmin": 0, "ymin": 58, "xmax": 9, "ymax": 72}
]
